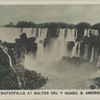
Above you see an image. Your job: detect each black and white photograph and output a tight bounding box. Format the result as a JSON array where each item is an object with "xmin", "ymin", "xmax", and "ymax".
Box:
[{"xmin": 0, "ymin": 5, "xmax": 100, "ymax": 90}]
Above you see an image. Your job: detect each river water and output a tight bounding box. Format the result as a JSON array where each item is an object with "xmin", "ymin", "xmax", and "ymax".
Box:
[{"xmin": 24, "ymin": 54, "xmax": 99, "ymax": 89}]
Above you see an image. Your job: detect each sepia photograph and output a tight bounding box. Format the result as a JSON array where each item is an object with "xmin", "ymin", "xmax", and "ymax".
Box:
[{"xmin": 0, "ymin": 5, "xmax": 100, "ymax": 90}]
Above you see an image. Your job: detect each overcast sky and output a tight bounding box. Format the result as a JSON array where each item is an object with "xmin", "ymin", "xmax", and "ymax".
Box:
[{"xmin": 0, "ymin": 5, "xmax": 100, "ymax": 25}]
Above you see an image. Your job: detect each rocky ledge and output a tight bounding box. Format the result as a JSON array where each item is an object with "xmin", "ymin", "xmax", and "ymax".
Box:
[{"xmin": 0, "ymin": 44, "xmax": 47, "ymax": 90}]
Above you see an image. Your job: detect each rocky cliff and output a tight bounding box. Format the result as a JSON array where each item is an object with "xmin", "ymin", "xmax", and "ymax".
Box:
[{"xmin": 0, "ymin": 41, "xmax": 47, "ymax": 90}]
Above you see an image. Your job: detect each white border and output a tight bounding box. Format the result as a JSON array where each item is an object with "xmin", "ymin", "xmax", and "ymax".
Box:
[
  {"xmin": 0, "ymin": 0, "xmax": 100, "ymax": 5},
  {"xmin": 0, "ymin": 0, "xmax": 100, "ymax": 100}
]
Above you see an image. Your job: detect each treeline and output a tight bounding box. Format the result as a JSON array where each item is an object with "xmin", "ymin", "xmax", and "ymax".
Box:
[
  {"xmin": 4, "ymin": 21, "xmax": 37, "ymax": 28},
  {"xmin": 3, "ymin": 21, "xmax": 74, "ymax": 28},
  {"xmin": 3, "ymin": 21, "xmax": 100, "ymax": 30}
]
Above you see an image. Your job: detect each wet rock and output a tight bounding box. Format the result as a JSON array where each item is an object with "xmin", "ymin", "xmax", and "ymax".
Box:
[
  {"xmin": 0, "ymin": 45, "xmax": 20, "ymax": 89},
  {"xmin": 61, "ymin": 56, "xmax": 88, "ymax": 65},
  {"xmin": 15, "ymin": 33, "xmax": 37, "ymax": 55},
  {"xmin": 89, "ymin": 77, "xmax": 100, "ymax": 89},
  {"xmin": 23, "ymin": 69, "xmax": 48, "ymax": 89},
  {"xmin": 66, "ymin": 41, "xmax": 75, "ymax": 54}
]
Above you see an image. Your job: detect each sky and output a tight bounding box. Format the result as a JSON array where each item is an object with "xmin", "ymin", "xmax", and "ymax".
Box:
[{"xmin": 0, "ymin": 5, "xmax": 100, "ymax": 25}]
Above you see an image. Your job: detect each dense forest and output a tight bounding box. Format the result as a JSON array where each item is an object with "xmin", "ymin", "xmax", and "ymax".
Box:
[
  {"xmin": 3, "ymin": 21, "xmax": 75, "ymax": 28},
  {"xmin": 3, "ymin": 21, "xmax": 100, "ymax": 30}
]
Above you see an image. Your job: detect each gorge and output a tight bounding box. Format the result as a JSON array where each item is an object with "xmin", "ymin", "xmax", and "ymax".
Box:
[{"xmin": 0, "ymin": 22, "xmax": 100, "ymax": 89}]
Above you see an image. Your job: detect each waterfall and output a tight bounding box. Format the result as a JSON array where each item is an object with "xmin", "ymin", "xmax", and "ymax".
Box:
[
  {"xmin": 87, "ymin": 29, "xmax": 91, "ymax": 37},
  {"xmin": 56, "ymin": 29, "xmax": 66, "ymax": 59},
  {"xmin": 49, "ymin": 39, "xmax": 58, "ymax": 61},
  {"xmin": 94, "ymin": 30, "xmax": 99, "ymax": 36},
  {"xmin": 37, "ymin": 41, "xmax": 44, "ymax": 62},
  {"xmin": 31, "ymin": 28, "xmax": 37, "ymax": 37},
  {"xmin": 90, "ymin": 47, "xmax": 94, "ymax": 63},
  {"xmin": 22, "ymin": 28, "xmax": 32, "ymax": 38},
  {"xmin": 71, "ymin": 42, "xmax": 79, "ymax": 58},
  {"xmin": 71, "ymin": 29, "xmax": 76, "ymax": 41},
  {"xmin": 36, "ymin": 28, "xmax": 47, "ymax": 40},
  {"xmin": 20, "ymin": 28, "xmax": 23, "ymax": 33},
  {"xmin": 36, "ymin": 28, "xmax": 67, "ymax": 62},
  {"xmin": 65, "ymin": 28, "xmax": 75, "ymax": 42},
  {"xmin": 84, "ymin": 29, "xmax": 88, "ymax": 37},
  {"xmin": 47, "ymin": 28, "xmax": 68, "ymax": 60},
  {"xmin": 77, "ymin": 43, "xmax": 80, "ymax": 57},
  {"xmin": 36, "ymin": 28, "xmax": 47, "ymax": 62},
  {"xmin": 0, "ymin": 45, "xmax": 22, "ymax": 88},
  {"xmin": 0, "ymin": 27, "xmax": 21, "ymax": 43},
  {"xmin": 83, "ymin": 45, "xmax": 88, "ymax": 59},
  {"xmin": 63, "ymin": 28, "xmax": 78, "ymax": 58},
  {"xmin": 96, "ymin": 55, "xmax": 100, "ymax": 67}
]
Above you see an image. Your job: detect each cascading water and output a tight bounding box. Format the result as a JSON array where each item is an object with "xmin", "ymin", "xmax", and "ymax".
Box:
[
  {"xmin": 1, "ymin": 26, "xmax": 99, "ymax": 89},
  {"xmin": 47, "ymin": 28, "xmax": 75, "ymax": 61},
  {"xmin": 0, "ymin": 27, "xmax": 21, "ymax": 43},
  {"xmin": 97, "ymin": 55, "xmax": 100, "ymax": 67},
  {"xmin": 84, "ymin": 29, "xmax": 88, "ymax": 37},
  {"xmin": 53, "ymin": 29, "xmax": 66, "ymax": 60},
  {"xmin": 64, "ymin": 28, "xmax": 79, "ymax": 58},
  {"xmin": 0, "ymin": 45, "xmax": 22, "ymax": 88},
  {"xmin": 90, "ymin": 47, "xmax": 94, "ymax": 63},
  {"xmin": 64, "ymin": 28, "xmax": 77, "ymax": 57},
  {"xmin": 65, "ymin": 28, "xmax": 75, "ymax": 42},
  {"xmin": 24, "ymin": 28, "xmax": 78, "ymax": 68},
  {"xmin": 71, "ymin": 42, "xmax": 79, "ymax": 58},
  {"xmin": 83, "ymin": 45, "xmax": 88, "ymax": 60},
  {"xmin": 77, "ymin": 42, "xmax": 80, "ymax": 57},
  {"xmin": 31, "ymin": 28, "xmax": 37, "ymax": 37},
  {"xmin": 21, "ymin": 28, "xmax": 33, "ymax": 38},
  {"xmin": 57, "ymin": 29, "xmax": 66, "ymax": 59},
  {"xmin": 83, "ymin": 29, "xmax": 89, "ymax": 60},
  {"xmin": 36, "ymin": 28, "xmax": 47, "ymax": 63}
]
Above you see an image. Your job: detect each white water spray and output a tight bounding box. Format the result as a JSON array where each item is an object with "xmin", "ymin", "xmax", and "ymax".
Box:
[
  {"xmin": 97, "ymin": 56, "xmax": 100, "ymax": 67},
  {"xmin": 90, "ymin": 47, "xmax": 94, "ymax": 63},
  {"xmin": 71, "ymin": 42, "xmax": 79, "ymax": 58},
  {"xmin": 36, "ymin": 28, "xmax": 47, "ymax": 62},
  {"xmin": 83, "ymin": 45, "xmax": 88, "ymax": 59}
]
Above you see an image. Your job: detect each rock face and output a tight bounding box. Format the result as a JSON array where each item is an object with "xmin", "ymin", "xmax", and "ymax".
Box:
[
  {"xmin": 0, "ymin": 43, "xmax": 47, "ymax": 90},
  {"xmin": 89, "ymin": 77, "xmax": 100, "ymax": 89},
  {"xmin": 15, "ymin": 33, "xmax": 37, "ymax": 55},
  {"xmin": 0, "ymin": 45, "xmax": 20, "ymax": 89}
]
